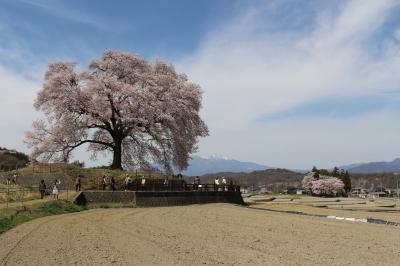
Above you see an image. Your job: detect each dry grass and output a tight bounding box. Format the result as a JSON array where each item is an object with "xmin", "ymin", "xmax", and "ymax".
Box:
[
  {"xmin": 0, "ymin": 184, "xmax": 40, "ymax": 204},
  {"xmin": 0, "ymin": 191, "xmax": 77, "ymax": 209}
]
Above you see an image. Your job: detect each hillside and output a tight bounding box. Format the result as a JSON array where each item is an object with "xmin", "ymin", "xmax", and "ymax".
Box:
[
  {"xmin": 183, "ymin": 155, "xmax": 268, "ymax": 176},
  {"xmin": 0, "ymin": 163, "xmax": 171, "ymax": 190},
  {"xmin": 186, "ymin": 168, "xmax": 304, "ymax": 189},
  {"xmin": 343, "ymin": 158, "xmax": 400, "ymax": 173},
  {"xmin": 0, "ymin": 147, "xmax": 29, "ymax": 171},
  {"xmin": 188, "ymin": 168, "xmax": 400, "ymax": 190},
  {"xmin": 350, "ymin": 172, "xmax": 400, "ymax": 189}
]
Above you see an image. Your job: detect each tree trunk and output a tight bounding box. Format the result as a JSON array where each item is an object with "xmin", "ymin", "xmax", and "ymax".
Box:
[{"xmin": 110, "ymin": 139, "xmax": 123, "ymax": 170}]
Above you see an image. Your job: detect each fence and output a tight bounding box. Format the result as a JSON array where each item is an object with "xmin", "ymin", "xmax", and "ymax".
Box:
[
  {"xmin": 126, "ymin": 178, "xmax": 241, "ymax": 192},
  {"xmin": 0, "ymin": 168, "xmax": 242, "ymax": 209},
  {"xmin": 0, "ymin": 170, "xmax": 77, "ymax": 190},
  {"xmin": 0, "ymin": 179, "xmax": 74, "ymax": 210}
]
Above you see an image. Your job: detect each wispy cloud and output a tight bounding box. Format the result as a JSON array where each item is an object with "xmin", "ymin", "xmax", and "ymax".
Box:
[
  {"xmin": 17, "ymin": 0, "xmax": 110, "ymax": 30},
  {"xmin": 2, "ymin": 0, "xmax": 400, "ymax": 168},
  {"xmin": 177, "ymin": 0, "xmax": 400, "ymax": 167},
  {"xmin": 180, "ymin": 0, "xmax": 400, "ymax": 128}
]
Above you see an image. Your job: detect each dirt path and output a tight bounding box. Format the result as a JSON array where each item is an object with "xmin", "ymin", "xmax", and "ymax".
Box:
[{"xmin": 1, "ymin": 204, "xmax": 399, "ymax": 265}]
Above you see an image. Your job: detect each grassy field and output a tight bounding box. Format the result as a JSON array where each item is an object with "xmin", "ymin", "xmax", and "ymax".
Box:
[
  {"xmin": 0, "ymin": 199, "xmax": 87, "ymax": 234},
  {"xmin": 0, "ymin": 183, "xmax": 81, "ymax": 234},
  {"xmin": 0, "ymin": 183, "xmax": 78, "ymax": 204}
]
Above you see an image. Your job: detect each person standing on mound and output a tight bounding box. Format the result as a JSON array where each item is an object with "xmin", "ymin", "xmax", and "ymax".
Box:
[
  {"xmin": 102, "ymin": 176, "xmax": 107, "ymax": 190},
  {"xmin": 221, "ymin": 177, "xmax": 227, "ymax": 191},
  {"xmin": 124, "ymin": 175, "xmax": 131, "ymax": 191},
  {"xmin": 39, "ymin": 179, "xmax": 46, "ymax": 199},
  {"xmin": 75, "ymin": 176, "xmax": 81, "ymax": 192},
  {"xmin": 12, "ymin": 173, "xmax": 18, "ymax": 184},
  {"xmin": 214, "ymin": 177, "xmax": 220, "ymax": 191},
  {"xmin": 52, "ymin": 179, "xmax": 61, "ymax": 200},
  {"xmin": 194, "ymin": 176, "xmax": 200, "ymax": 191},
  {"xmin": 110, "ymin": 176, "xmax": 116, "ymax": 191}
]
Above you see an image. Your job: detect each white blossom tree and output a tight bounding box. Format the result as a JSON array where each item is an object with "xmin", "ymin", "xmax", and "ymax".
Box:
[
  {"xmin": 25, "ymin": 50, "xmax": 209, "ymax": 171},
  {"xmin": 301, "ymin": 172, "xmax": 315, "ymax": 192},
  {"xmin": 311, "ymin": 177, "xmax": 344, "ymax": 196},
  {"xmin": 302, "ymin": 172, "xmax": 345, "ymax": 196}
]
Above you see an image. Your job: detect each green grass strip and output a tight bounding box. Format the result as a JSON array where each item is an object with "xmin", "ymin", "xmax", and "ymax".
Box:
[{"xmin": 0, "ymin": 200, "xmax": 88, "ymax": 234}]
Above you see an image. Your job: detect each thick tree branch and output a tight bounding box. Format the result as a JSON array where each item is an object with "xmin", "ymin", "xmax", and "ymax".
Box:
[{"xmin": 67, "ymin": 139, "xmax": 115, "ymax": 150}]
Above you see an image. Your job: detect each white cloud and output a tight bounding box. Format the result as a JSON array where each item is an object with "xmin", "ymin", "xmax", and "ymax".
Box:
[
  {"xmin": 0, "ymin": 64, "xmax": 110, "ymax": 166},
  {"xmin": 175, "ymin": 0, "xmax": 400, "ymax": 168},
  {"xmin": 180, "ymin": 0, "xmax": 400, "ymax": 128},
  {"xmin": 0, "ymin": 65, "xmax": 40, "ymax": 152},
  {"xmin": 2, "ymin": 0, "xmax": 400, "ymax": 169},
  {"xmin": 395, "ymin": 28, "xmax": 400, "ymax": 40}
]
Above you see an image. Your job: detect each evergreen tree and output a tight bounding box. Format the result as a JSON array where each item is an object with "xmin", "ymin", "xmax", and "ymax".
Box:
[
  {"xmin": 312, "ymin": 166, "xmax": 320, "ymax": 180},
  {"xmin": 332, "ymin": 166, "xmax": 339, "ymax": 177},
  {"xmin": 343, "ymin": 171, "xmax": 352, "ymax": 192},
  {"xmin": 319, "ymin": 169, "xmax": 330, "ymax": 176},
  {"xmin": 340, "ymin": 169, "xmax": 345, "ymax": 177}
]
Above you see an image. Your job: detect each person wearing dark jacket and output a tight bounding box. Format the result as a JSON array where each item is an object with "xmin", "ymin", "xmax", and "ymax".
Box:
[
  {"xmin": 75, "ymin": 176, "xmax": 81, "ymax": 192},
  {"xmin": 110, "ymin": 176, "xmax": 116, "ymax": 191},
  {"xmin": 39, "ymin": 179, "xmax": 46, "ymax": 199}
]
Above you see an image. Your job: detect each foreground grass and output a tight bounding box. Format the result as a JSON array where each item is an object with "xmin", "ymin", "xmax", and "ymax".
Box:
[
  {"xmin": 0, "ymin": 191, "xmax": 77, "ymax": 208},
  {"xmin": 0, "ymin": 200, "xmax": 88, "ymax": 234}
]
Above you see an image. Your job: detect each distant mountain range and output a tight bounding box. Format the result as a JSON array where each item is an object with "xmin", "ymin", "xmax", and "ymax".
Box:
[
  {"xmin": 341, "ymin": 158, "xmax": 400, "ymax": 173},
  {"xmin": 183, "ymin": 155, "xmax": 400, "ymax": 176},
  {"xmin": 183, "ymin": 155, "xmax": 269, "ymax": 176}
]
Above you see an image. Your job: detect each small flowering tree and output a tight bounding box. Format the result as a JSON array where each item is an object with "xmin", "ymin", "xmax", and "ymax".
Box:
[{"xmin": 25, "ymin": 50, "xmax": 209, "ymax": 170}]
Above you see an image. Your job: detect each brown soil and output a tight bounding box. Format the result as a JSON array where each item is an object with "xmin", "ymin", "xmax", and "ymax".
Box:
[
  {"xmin": 0, "ymin": 203, "xmax": 399, "ymax": 265},
  {"xmin": 247, "ymin": 195, "xmax": 400, "ymax": 223}
]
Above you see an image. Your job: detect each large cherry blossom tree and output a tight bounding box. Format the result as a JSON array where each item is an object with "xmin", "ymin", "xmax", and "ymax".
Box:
[{"xmin": 25, "ymin": 50, "xmax": 208, "ymax": 170}]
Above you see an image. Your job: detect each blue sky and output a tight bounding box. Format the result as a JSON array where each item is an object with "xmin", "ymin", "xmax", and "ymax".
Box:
[
  {"xmin": 1, "ymin": 0, "xmax": 400, "ymax": 169},
  {"xmin": 0, "ymin": 0, "xmax": 235, "ymax": 67}
]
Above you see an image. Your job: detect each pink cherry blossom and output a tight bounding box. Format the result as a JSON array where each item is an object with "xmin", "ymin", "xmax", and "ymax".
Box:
[
  {"xmin": 311, "ymin": 177, "xmax": 345, "ymax": 196},
  {"xmin": 302, "ymin": 173, "xmax": 345, "ymax": 196},
  {"xmin": 25, "ymin": 50, "xmax": 209, "ymax": 170}
]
